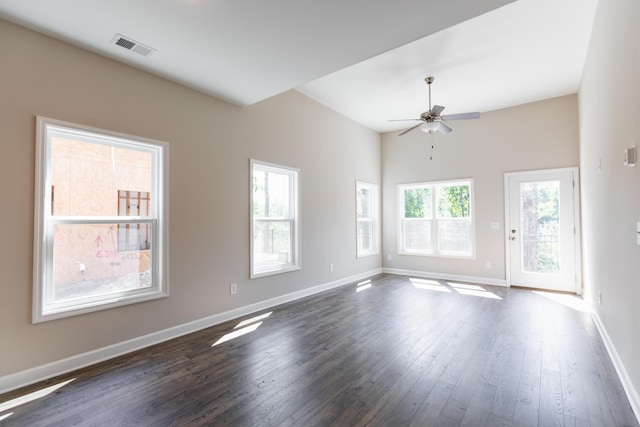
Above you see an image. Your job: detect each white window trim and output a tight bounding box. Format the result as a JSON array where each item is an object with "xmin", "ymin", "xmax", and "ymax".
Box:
[
  {"xmin": 356, "ymin": 181, "xmax": 380, "ymax": 258},
  {"xmin": 250, "ymin": 159, "xmax": 301, "ymax": 279},
  {"xmin": 33, "ymin": 116, "xmax": 169, "ymax": 323},
  {"xmin": 397, "ymin": 178, "xmax": 476, "ymax": 259}
]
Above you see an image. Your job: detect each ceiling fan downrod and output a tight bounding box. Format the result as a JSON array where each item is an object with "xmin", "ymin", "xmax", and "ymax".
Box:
[{"xmin": 426, "ymin": 76, "xmax": 434, "ymax": 111}]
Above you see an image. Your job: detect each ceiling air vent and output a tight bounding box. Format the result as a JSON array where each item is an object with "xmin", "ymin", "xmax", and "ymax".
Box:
[{"xmin": 111, "ymin": 34, "xmax": 156, "ymax": 57}]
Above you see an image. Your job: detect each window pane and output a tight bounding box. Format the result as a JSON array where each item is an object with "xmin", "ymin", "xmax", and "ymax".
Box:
[
  {"xmin": 357, "ymin": 220, "xmax": 373, "ymax": 252},
  {"xmin": 403, "ymin": 220, "xmax": 432, "ymax": 252},
  {"xmin": 52, "ymin": 223, "xmax": 152, "ymax": 303},
  {"xmin": 437, "ymin": 220, "xmax": 471, "ymax": 255},
  {"xmin": 253, "ymin": 220, "xmax": 292, "ymax": 272},
  {"xmin": 437, "ymin": 184, "xmax": 470, "ymax": 219},
  {"xmin": 357, "ymin": 188, "xmax": 370, "ymax": 218},
  {"xmin": 51, "ymin": 137, "xmax": 152, "ymax": 216},
  {"xmin": 253, "ymin": 169, "xmax": 291, "ymax": 218},
  {"xmin": 404, "ymin": 188, "xmax": 432, "ymax": 218}
]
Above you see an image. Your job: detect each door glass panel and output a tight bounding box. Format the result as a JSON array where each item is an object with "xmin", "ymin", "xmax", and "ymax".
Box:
[{"xmin": 520, "ymin": 181, "xmax": 560, "ymax": 274}]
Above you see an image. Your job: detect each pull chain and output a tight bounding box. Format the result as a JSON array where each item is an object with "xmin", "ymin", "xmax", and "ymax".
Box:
[{"xmin": 429, "ymin": 130, "xmax": 434, "ymax": 160}]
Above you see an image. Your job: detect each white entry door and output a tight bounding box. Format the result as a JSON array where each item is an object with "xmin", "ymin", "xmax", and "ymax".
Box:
[{"xmin": 505, "ymin": 168, "xmax": 580, "ymax": 292}]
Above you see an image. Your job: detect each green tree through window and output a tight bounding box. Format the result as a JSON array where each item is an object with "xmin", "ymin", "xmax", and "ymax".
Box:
[
  {"xmin": 438, "ymin": 185, "xmax": 470, "ymax": 218},
  {"xmin": 404, "ymin": 188, "xmax": 431, "ymax": 218}
]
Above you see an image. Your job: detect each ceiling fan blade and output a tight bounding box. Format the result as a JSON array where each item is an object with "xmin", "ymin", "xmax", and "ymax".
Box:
[
  {"xmin": 438, "ymin": 123, "xmax": 453, "ymax": 134},
  {"xmin": 441, "ymin": 112, "xmax": 480, "ymax": 121},
  {"xmin": 399, "ymin": 123, "xmax": 423, "ymax": 136},
  {"xmin": 388, "ymin": 119, "xmax": 422, "ymax": 122},
  {"xmin": 430, "ymin": 105, "xmax": 445, "ymax": 117}
]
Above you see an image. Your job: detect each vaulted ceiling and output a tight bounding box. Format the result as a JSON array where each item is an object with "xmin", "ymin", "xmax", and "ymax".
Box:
[{"xmin": 0, "ymin": 0, "xmax": 597, "ymax": 132}]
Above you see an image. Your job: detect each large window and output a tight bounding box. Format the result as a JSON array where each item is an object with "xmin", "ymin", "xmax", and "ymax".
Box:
[
  {"xmin": 356, "ymin": 181, "xmax": 380, "ymax": 258},
  {"xmin": 33, "ymin": 117, "xmax": 168, "ymax": 322},
  {"xmin": 250, "ymin": 160, "xmax": 300, "ymax": 278},
  {"xmin": 398, "ymin": 179, "xmax": 475, "ymax": 258}
]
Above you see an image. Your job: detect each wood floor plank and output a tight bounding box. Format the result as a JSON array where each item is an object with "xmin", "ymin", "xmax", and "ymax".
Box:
[
  {"xmin": 436, "ymin": 348, "xmax": 492, "ymax": 424},
  {"xmin": 513, "ymin": 382, "xmax": 540, "ymax": 427},
  {"xmin": 459, "ymin": 379, "xmax": 497, "ymax": 426},
  {"xmin": 539, "ymin": 368, "xmax": 564, "ymax": 427},
  {"xmin": 408, "ymin": 380, "xmax": 454, "ymax": 427},
  {"xmin": 1, "ymin": 274, "xmax": 637, "ymax": 427}
]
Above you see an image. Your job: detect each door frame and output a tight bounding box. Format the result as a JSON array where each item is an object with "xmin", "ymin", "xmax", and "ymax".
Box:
[{"xmin": 504, "ymin": 167, "xmax": 582, "ymax": 294}]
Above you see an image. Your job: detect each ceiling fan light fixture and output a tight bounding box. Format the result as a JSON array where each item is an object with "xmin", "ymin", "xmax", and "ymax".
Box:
[{"xmin": 420, "ymin": 121, "xmax": 440, "ymax": 133}]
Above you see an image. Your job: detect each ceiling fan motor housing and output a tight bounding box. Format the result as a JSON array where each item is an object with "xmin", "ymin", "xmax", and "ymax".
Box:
[{"xmin": 420, "ymin": 111, "xmax": 435, "ymax": 121}]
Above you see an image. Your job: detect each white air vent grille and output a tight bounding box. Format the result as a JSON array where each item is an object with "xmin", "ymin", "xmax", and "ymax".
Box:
[
  {"xmin": 111, "ymin": 34, "xmax": 156, "ymax": 57},
  {"xmin": 115, "ymin": 37, "xmax": 135, "ymax": 50}
]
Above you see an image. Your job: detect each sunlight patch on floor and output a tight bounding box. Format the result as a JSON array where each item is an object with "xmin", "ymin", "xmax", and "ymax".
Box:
[
  {"xmin": 213, "ymin": 322, "xmax": 263, "ymax": 347},
  {"xmin": 213, "ymin": 310, "xmax": 273, "ymax": 346},
  {"xmin": 448, "ymin": 282, "xmax": 502, "ymax": 300},
  {"xmin": 0, "ymin": 378, "xmax": 75, "ymax": 414},
  {"xmin": 356, "ymin": 279, "xmax": 372, "ymax": 292},
  {"xmin": 235, "ymin": 311, "xmax": 273, "ymax": 329},
  {"xmin": 410, "ymin": 278, "xmax": 451, "ymax": 293},
  {"xmin": 410, "ymin": 278, "xmax": 502, "ymax": 300},
  {"xmin": 0, "ymin": 412, "xmax": 13, "ymax": 421},
  {"xmin": 532, "ymin": 290, "xmax": 589, "ymax": 313}
]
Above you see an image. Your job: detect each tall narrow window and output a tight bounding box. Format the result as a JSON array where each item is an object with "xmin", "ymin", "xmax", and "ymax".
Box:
[
  {"xmin": 250, "ymin": 160, "xmax": 300, "ymax": 278},
  {"xmin": 356, "ymin": 181, "xmax": 380, "ymax": 258},
  {"xmin": 33, "ymin": 117, "xmax": 168, "ymax": 322},
  {"xmin": 398, "ymin": 179, "xmax": 474, "ymax": 258}
]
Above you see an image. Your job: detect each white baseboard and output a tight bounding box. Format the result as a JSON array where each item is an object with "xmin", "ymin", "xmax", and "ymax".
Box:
[
  {"xmin": 382, "ymin": 267, "xmax": 507, "ymax": 287},
  {"xmin": 592, "ymin": 312, "xmax": 640, "ymax": 423},
  {"xmin": 0, "ymin": 268, "xmax": 382, "ymax": 395}
]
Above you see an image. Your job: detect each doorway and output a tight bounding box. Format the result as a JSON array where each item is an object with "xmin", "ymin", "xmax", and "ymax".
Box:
[{"xmin": 505, "ymin": 168, "xmax": 581, "ymax": 293}]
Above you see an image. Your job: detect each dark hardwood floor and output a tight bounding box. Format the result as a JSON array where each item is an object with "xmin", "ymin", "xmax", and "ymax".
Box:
[{"xmin": 1, "ymin": 274, "xmax": 637, "ymax": 426}]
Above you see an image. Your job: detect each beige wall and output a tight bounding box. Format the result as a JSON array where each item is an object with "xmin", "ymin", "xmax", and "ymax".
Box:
[
  {"xmin": 579, "ymin": 0, "xmax": 640, "ymax": 402},
  {"xmin": 381, "ymin": 95, "xmax": 579, "ymax": 281},
  {"xmin": 0, "ymin": 19, "xmax": 381, "ymax": 377}
]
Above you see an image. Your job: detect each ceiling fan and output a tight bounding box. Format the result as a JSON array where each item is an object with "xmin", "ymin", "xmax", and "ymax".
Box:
[{"xmin": 393, "ymin": 76, "xmax": 480, "ymax": 136}]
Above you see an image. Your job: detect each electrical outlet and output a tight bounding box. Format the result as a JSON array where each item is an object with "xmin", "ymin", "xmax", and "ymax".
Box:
[
  {"xmin": 387, "ymin": 254, "xmax": 392, "ymax": 261},
  {"xmin": 598, "ymin": 291, "xmax": 602, "ymax": 305},
  {"xmin": 230, "ymin": 283, "xmax": 237, "ymax": 295},
  {"xmin": 485, "ymin": 261, "xmax": 492, "ymax": 269},
  {"xmin": 330, "ymin": 264, "xmax": 334, "ymax": 272}
]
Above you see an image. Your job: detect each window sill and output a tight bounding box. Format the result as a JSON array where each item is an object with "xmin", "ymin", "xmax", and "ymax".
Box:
[
  {"xmin": 251, "ymin": 265, "xmax": 301, "ymax": 279},
  {"xmin": 398, "ymin": 251, "xmax": 475, "ymax": 260},
  {"xmin": 34, "ymin": 289, "xmax": 168, "ymax": 323}
]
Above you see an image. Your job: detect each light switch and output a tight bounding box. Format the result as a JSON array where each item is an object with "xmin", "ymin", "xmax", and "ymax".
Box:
[{"xmin": 490, "ymin": 221, "xmax": 500, "ymax": 230}]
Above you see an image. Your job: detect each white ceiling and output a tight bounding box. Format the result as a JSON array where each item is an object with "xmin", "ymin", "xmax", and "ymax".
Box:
[{"xmin": 0, "ymin": 0, "xmax": 597, "ymax": 133}]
